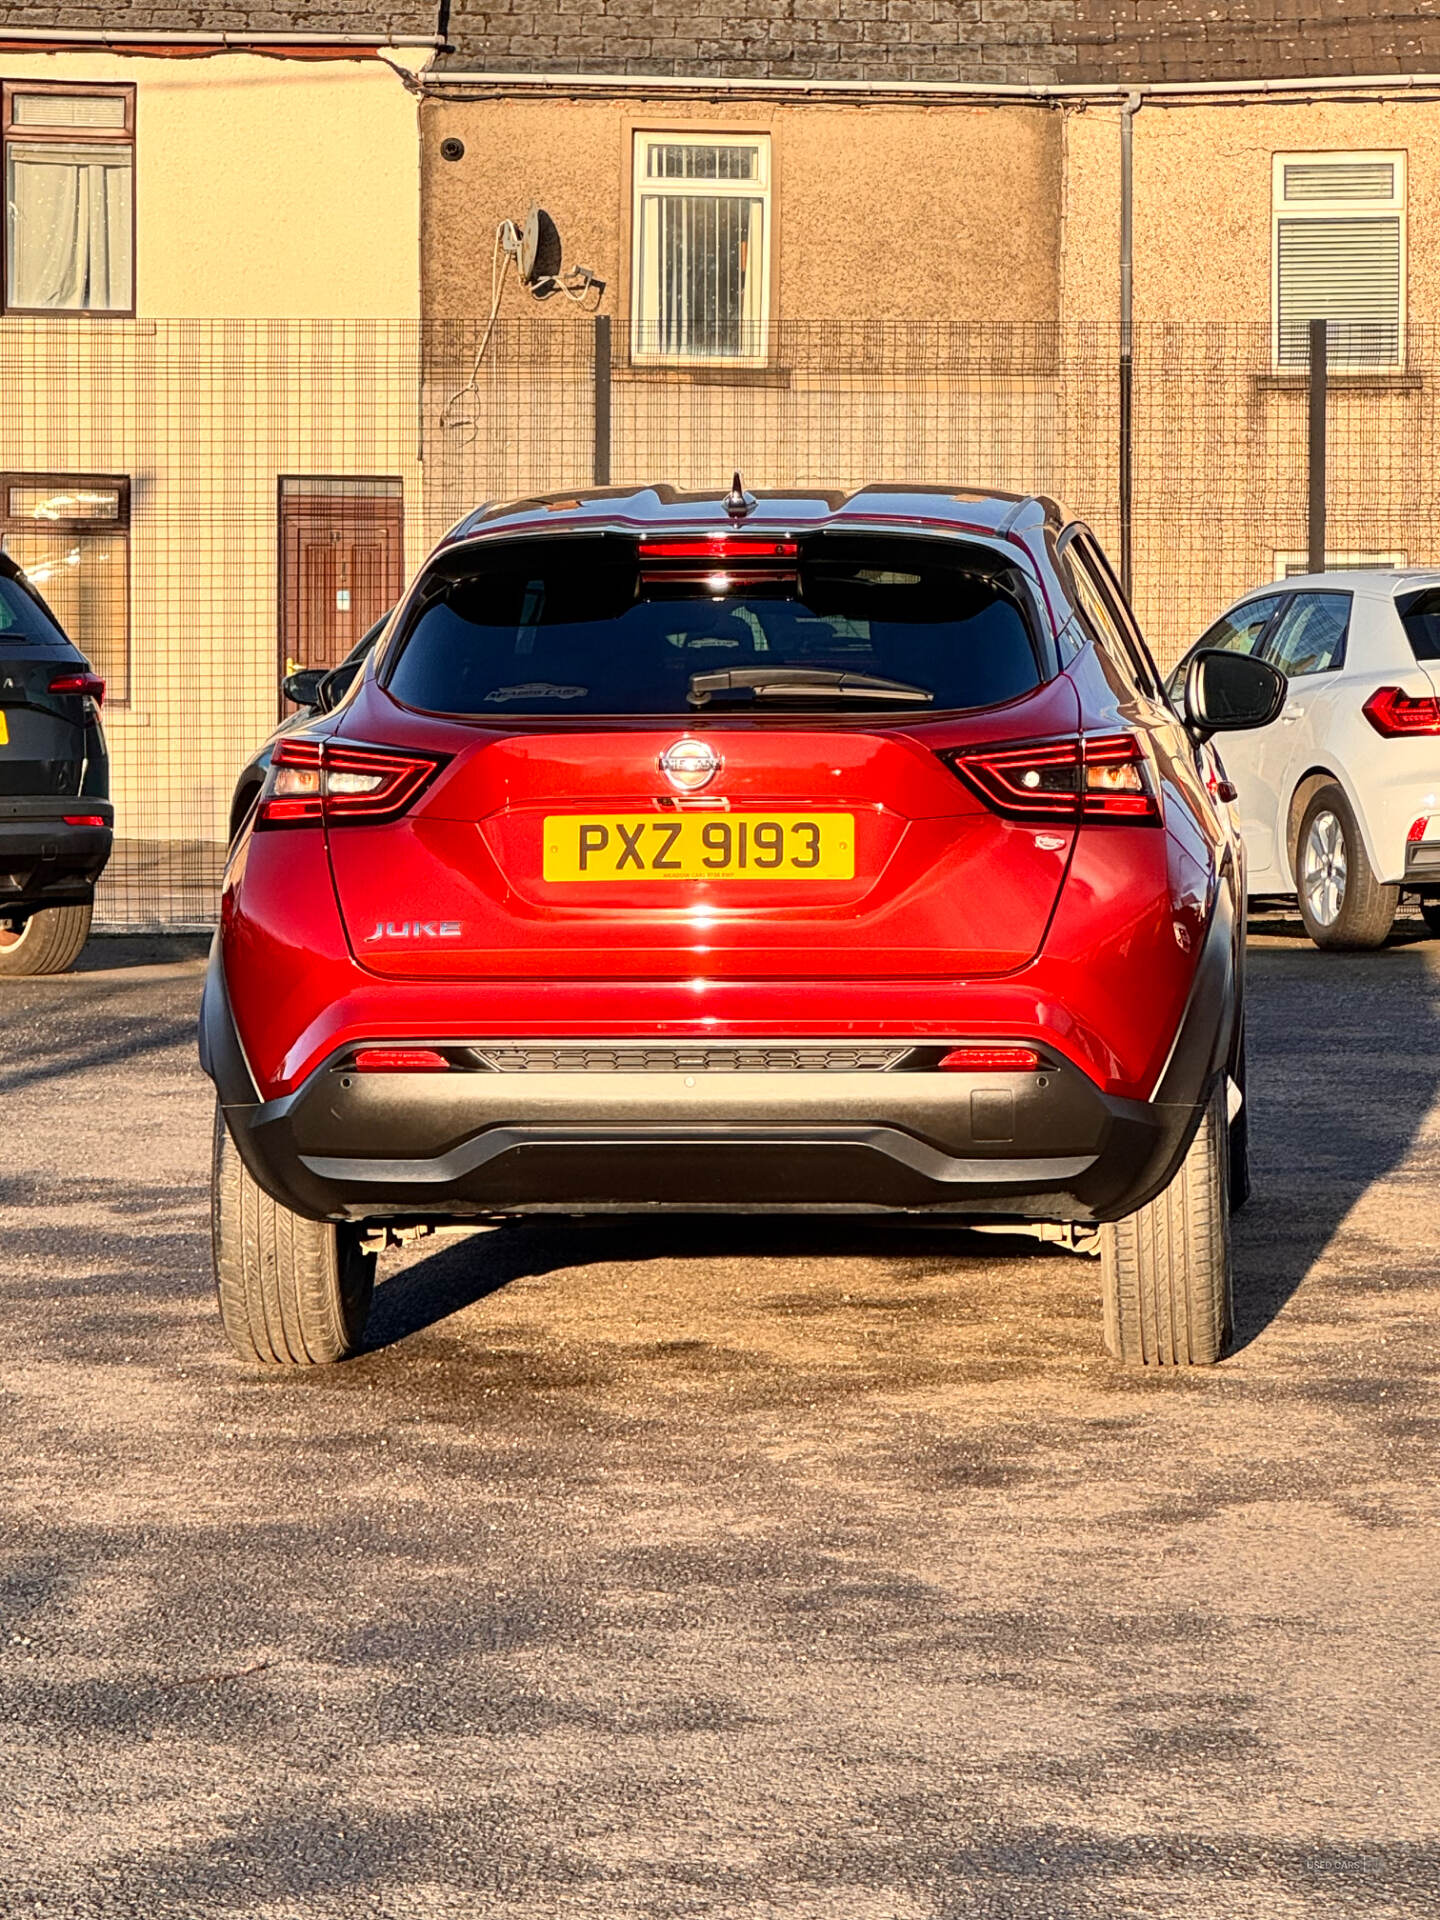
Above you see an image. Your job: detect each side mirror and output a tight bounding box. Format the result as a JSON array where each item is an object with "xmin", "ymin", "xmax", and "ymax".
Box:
[
  {"xmin": 321, "ymin": 660, "xmax": 362, "ymax": 708},
  {"xmin": 1182, "ymin": 649, "xmax": 1286, "ymax": 740},
  {"xmin": 282, "ymin": 667, "xmax": 326, "ymax": 709}
]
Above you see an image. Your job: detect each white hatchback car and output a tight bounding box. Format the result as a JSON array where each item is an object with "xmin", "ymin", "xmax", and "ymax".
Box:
[{"xmin": 1170, "ymin": 571, "xmax": 1440, "ymax": 948}]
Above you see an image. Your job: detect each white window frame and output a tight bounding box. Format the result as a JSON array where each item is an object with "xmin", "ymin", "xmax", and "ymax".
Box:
[
  {"xmin": 1272, "ymin": 150, "xmax": 1406, "ymax": 372},
  {"xmin": 630, "ymin": 131, "xmax": 771, "ymax": 366}
]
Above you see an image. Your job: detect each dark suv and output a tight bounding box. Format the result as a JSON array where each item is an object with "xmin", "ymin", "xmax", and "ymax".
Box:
[{"xmin": 0, "ymin": 552, "xmax": 112, "ymax": 975}]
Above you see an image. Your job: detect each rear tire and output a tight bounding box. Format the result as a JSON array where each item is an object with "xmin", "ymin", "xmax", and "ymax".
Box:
[
  {"xmin": 1294, "ymin": 784, "xmax": 1396, "ymax": 951},
  {"xmin": 212, "ymin": 1104, "xmax": 375, "ymax": 1365},
  {"xmin": 0, "ymin": 901, "xmax": 93, "ymax": 977},
  {"xmin": 1102, "ymin": 1084, "xmax": 1231, "ymax": 1367}
]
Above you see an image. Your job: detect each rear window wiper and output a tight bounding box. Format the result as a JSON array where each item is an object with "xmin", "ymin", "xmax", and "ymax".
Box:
[{"xmin": 688, "ymin": 667, "xmax": 935, "ymax": 707}]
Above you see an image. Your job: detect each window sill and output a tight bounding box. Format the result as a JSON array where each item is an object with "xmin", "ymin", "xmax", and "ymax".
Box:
[
  {"xmin": 1254, "ymin": 369, "xmax": 1423, "ymax": 392},
  {"xmin": 0, "ymin": 312, "xmax": 151, "ymax": 330},
  {"xmin": 619, "ymin": 362, "xmax": 792, "ymax": 389}
]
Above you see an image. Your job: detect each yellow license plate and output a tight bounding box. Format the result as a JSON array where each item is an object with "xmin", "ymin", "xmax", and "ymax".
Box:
[{"xmin": 543, "ymin": 813, "xmax": 854, "ymax": 882}]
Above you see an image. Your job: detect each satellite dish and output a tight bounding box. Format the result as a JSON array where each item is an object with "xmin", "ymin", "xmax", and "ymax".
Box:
[{"xmin": 518, "ymin": 207, "xmax": 563, "ymax": 290}]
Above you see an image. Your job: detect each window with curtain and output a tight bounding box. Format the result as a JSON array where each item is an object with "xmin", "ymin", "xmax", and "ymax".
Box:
[
  {"xmin": 632, "ymin": 133, "xmax": 770, "ymax": 362},
  {"xmin": 1, "ymin": 476, "xmax": 131, "ymax": 703},
  {"xmin": 1273, "ymin": 152, "xmax": 1405, "ymax": 370},
  {"xmin": 3, "ymin": 87, "xmax": 134, "ymax": 313}
]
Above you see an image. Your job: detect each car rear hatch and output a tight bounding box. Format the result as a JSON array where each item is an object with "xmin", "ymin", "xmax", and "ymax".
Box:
[
  {"xmin": 0, "ymin": 567, "xmax": 99, "ymax": 800},
  {"xmin": 320, "ymin": 525, "xmax": 1079, "ymax": 982}
]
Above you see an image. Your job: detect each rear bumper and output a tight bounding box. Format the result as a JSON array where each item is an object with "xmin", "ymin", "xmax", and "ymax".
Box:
[
  {"xmin": 202, "ymin": 871, "xmax": 1240, "ymax": 1227},
  {"xmin": 0, "ymin": 799, "xmax": 113, "ymax": 913},
  {"xmin": 1405, "ymin": 832, "xmax": 1440, "ymax": 886},
  {"xmin": 228, "ymin": 1066, "xmax": 1210, "ymax": 1226}
]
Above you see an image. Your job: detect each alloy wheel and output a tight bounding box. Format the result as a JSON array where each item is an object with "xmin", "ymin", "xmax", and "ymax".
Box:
[{"xmin": 1302, "ymin": 809, "xmax": 1347, "ymax": 927}]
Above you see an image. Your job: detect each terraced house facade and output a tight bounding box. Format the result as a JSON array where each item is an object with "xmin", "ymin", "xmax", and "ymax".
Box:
[{"xmin": 4, "ymin": 3, "xmax": 1440, "ymax": 921}]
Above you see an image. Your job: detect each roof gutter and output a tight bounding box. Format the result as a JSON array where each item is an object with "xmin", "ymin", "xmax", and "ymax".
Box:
[
  {"xmin": 421, "ymin": 67, "xmax": 1440, "ymax": 103},
  {"xmin": 0, "ymin": 28, "xmax": 445, "ymax": 50}
]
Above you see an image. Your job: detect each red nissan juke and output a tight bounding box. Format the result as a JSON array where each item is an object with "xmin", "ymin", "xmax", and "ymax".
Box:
[{"xmin": 201, "ymin": 483, "xmax": 1284, "ymax": 1369}]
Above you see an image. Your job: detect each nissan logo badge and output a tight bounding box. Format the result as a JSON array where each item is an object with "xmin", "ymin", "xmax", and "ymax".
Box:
[{"xmin": 659, "ymin": 738, "xmax": 721, "ymax": 793}]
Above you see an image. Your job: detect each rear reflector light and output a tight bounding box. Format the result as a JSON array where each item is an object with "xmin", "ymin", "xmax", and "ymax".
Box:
[
  {"xmin": 63, "ymin": 814, "xmax": 106, "ymax": 827},
  {"xmin": 942, "ymin": 734, "xmax": 1160, "ymax": 824},
  {"xmin": 352, "ymin": 1048, "xmax": 450, "ymax": 1073},
  {"xmin": 938, "ymin": 1046, "xmax": 1041, "ymax": 1072},
  {"xmin": 49, "ymin": 672, "xmax": 104, "ymax": 703},
  {"xmin": 1363, "ymin": 686, "xmax": 1440, "ymax": 737},
  {"xmin": 1408, "ymin": 816, "xmax": 1433, "ymax": 843},
  {"xmin": 255, "ymin": 738, "xmax": 444, "ymax": 829},
  {"xmin": 639, "ymin": 536, "xmax": 799, "ymax": 591}
]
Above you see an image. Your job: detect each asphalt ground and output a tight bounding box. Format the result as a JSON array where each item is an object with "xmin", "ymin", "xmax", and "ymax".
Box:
[{"xmin": 0, "ymin": 924, "xmax": 1437, "ymax": 1920}]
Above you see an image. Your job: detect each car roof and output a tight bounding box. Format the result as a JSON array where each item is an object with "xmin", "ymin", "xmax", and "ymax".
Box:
[
  {"xmin": 440, "ymin": 482, "xmax": 1069, "ymax": 548},
  {"xmin": 1245, "ymin": 568, "xmax": 1440, "ymax": 599}
]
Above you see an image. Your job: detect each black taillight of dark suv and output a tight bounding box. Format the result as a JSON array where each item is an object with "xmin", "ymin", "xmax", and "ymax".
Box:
[{"xmin": 0, "ymin": 552, "xmax": 112, "ymax": 976}]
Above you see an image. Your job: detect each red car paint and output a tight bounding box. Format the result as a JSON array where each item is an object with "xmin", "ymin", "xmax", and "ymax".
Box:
[{"xmin": 218, "ymin": 489, "xmax": 1226, "ymax": 1115}]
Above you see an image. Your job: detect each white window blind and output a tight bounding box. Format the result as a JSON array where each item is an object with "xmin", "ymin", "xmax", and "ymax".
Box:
[
  {"xmin": 632, "ymin": 133, "xmax": 770, "ymax": 362},
  {"xmin": 1273, "ymin": 152, "xmax": 1405, "ymax": 369}
]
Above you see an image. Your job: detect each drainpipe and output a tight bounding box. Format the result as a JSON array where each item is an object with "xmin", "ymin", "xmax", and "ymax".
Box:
[{"xmin": 1118, "ymin": 91, "xmax": 1143, "ymax": 600}]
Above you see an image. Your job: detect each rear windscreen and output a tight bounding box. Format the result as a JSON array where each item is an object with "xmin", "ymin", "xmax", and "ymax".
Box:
[
  {"xmin": 384, "ymin": 536, "xmax": 1043, "ymax": 717},
  {"xmin": 1397, "ymin": 588, "xmax": 1440, "ymax": 662},
  {"xmin": 0, "ymin": 570, "xmax": 68, "ymax": 647}
]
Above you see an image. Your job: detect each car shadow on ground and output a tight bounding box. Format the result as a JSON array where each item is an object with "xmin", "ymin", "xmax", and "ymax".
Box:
[
  {"xmin": 363, "ymin": 1211, "xmax": 1033, "ymax": 1355},
  {"xmin": 1230, "ymin": 924, "xmax": 1440, "ymax": 1351}
]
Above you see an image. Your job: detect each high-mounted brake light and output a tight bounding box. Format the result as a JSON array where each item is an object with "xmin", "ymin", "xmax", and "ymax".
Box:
[
  {"xmin": 638, "ymin": 536, "xmax": 799, "ymax": 593},
  {"xmin": 49, "ymin": 671, "xmax": 104, "ymax": 704},
  {"xmin": 938, "ymin": 1047, "xmax": 1041, "ymax": 1072},
  {"xmin": 942, "ymin": 734, "xmax": 1160, "ymax": 824},
  {"xmin": 352, "ymin": 1048, "xmax": 450, "ymax": 1073},
  {"xmin": 1363, "ymin": 686, "xmax": 1440, "ymax": 737},
  {"xmin": 254, "ymin": 737, "xmax": 445, "ymax": 829}
]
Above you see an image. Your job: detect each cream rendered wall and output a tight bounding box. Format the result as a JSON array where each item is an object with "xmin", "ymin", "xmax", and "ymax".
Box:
[
  {"xmin": 1, "ymin": 48, "xmax": 424, "ymax": 319},
  {"xmin": 0, "ymin": 51, "xmax": 425, "ymax": 889}
]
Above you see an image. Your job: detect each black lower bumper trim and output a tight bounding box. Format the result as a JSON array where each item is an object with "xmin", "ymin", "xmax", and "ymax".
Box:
[
  {"xmin": 0, "ymin": 807, "xmax": 112, "ymax": 913},
  {"xmin": 218, "ymin": 1059, "xmax": 1201, "ymax": 1227}
]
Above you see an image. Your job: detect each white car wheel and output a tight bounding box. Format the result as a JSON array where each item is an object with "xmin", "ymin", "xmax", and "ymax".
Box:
[
  {"xmin": 1301, "ymin": 808, "xmax": 1346, "ymax": 928},
  {"xmin": 1294, "ymin": 783, "xmax": 1396, "ymax": 951}
]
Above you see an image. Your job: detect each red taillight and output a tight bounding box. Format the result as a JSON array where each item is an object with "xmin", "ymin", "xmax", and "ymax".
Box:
[
  {"xmin": 62, "ymin": 814, "xmax": 106, "ymax": 827},
  {"xmin": 1408, "ymin": 816, "xmax": 1433, "ymax": 843},
  {"xmin": 49, "ymin": 672, "xmax": 104, "ymax": 704},
  {"xmin": 255, "ymin": 738, "xmax": 444, "ymax": 829},
  {"xmin": 943, "ymin": 733, "xmax": 1160, "ymax": 824},
  {"xmin": 639, "ymin": 536, "xmax": 799, "ymax": 590},
  {"xmin": 1081, "ymin": 735, "xmax": 1159, "ymax": 818},
  {"xmin": 1363, "ymin": 686, "xmax": 1440, "ymax": 737},
  {"xmin": 352, "ymin": 1048, "xmax": 450, "ymax": 1073},
  {"xmin": 938, "ymin": 1047, "xmax": 1041, "ymax": 1072}
]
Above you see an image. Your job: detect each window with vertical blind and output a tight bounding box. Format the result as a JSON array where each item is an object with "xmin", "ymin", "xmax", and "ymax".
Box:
[
  {"xmin": 2, "ymin": 84, "xmax": 134, "ymax": 314},
  {"xmin": 1273, "ymin": 152, "xmax": 1405, "ymax": 370},
  {"xmin": 632, "ymin": 133, "xmax": 771, "ymax": 363}
]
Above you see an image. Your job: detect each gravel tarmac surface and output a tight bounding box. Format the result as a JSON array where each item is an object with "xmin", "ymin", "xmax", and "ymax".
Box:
[{"xmin": 0, "ymin": 927, "xmax": 1437, "ymax": 1919}]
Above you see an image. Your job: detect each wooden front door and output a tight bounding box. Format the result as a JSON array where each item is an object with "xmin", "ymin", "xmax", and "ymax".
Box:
[{"xmin": 279, "ymin": 484, "xmax": 404, "ymax": 681}]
